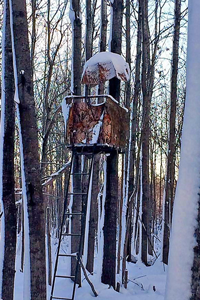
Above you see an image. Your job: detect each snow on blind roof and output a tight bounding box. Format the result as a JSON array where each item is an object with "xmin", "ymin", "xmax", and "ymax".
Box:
[{"xmin": 81, "ymin": 51, "xmax": 130, "ymax": 85}]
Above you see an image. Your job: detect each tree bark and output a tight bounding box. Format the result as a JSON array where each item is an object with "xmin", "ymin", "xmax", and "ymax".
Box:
[
  {"xmin": 70, "ymin": 0, "xmax": 82, "ymax": 284},
  {"xmin": 10, "ymin": 0, "xmax": 47, "ymax": 298},
  {"xmin": 102, "ymin": 0, "xmax": 123, "ymax": 286},
  {"xmin": 141, "ymin": 0, "xmax": 151, "ymax": 266},
  {"xmin": 86, "ymin": 155, "xmax": 99, "ymax": 273},
  {"xmin": 71, "ymin": 0, "xmax": 82, "ymax": 95},
  {"xmin": 1, "ymin": 1, "xmax": 16, "ymax": 298},
  {"xmin": 46, "ymin": 207, "xmax": 52, "ymax": 286},
  {"xmin": 102, "ymin": 152, "xmax": 118, "ymax": 289},
  {"xmin": 99, "ymin": 0, "xmax": 107, "ymax": 95},
  {"xmin": 162, "ymin": 0, "xmax": 181, "ymax": 265},
  {"xmin": 125, "ymin": 0, "xmax": 131, "ymax": 108},
  {"xmin": 109, "ymin": 0, "xmax": 123, "ymax": 102},
  {"xmin": 125, "ymin": 0, "xmax": 142, "ymax": 264},
  {"xmin": 85, "ymin": 0, "xmax": 92, "ymax": 61},
  {"xmin": 85, "ymin": 0, "xmax": 93, "ymax": 96},
  {"xmin": 100, "ymin": 0, "xmax": 107, "ymax": 52},
  {"xmin": 191, "ymin": 200, "xmax": 200, "ymax": 299},
  {"xmin": 30, "ymin": 0, "xmax": 36, "ymax": 73}
]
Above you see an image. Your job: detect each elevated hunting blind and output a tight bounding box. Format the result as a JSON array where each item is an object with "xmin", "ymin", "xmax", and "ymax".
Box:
[
  {"xmin": 51, "ymin": 52, "xmax": 130, "ymax": 300},
  {"xmin": 62, "ymin": 95, "xmax": 129, "ymax": 152}
]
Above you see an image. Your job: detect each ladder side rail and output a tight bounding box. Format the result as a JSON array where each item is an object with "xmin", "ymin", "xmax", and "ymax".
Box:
[
  {"xmin": 80, "ymin": 155, "xmax": 95, "ymax": 257},
  {"xmin": 50, "ymin": 153, "xmax": 74, "ymax": 300},
  {"xmin": 72, "ymin": 154, "xmax": 95, "ymax": 300}
]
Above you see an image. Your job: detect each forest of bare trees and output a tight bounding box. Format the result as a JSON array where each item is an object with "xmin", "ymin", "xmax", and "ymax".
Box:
[{"xmin": 0, "ymin": 0, "xmax": 192, "ymax": 299}]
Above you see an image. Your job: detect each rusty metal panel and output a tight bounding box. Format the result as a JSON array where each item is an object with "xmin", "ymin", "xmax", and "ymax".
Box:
[
  {"xmin": 64, "ymin": 97, "xmax": 129, "ymax": 150},
  {"xmin": 100, "ymin": 98, "xmax": 129, "ymax": 148}
]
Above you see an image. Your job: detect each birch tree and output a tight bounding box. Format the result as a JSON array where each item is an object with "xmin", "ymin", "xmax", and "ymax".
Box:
[{"xmin": 165, "ymin": 1, "xmax": 200, "ymax": 299}]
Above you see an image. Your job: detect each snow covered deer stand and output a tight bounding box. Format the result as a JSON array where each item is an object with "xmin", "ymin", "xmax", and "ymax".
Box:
[{"xmin": 50, "ymin": 52, "xmax": 130, "ymax": 300}]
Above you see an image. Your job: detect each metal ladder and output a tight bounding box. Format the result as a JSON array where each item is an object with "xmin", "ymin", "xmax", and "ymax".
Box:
[{"xmin": 50, "ymin": 150, "xmax": 94, "ymax": 300}]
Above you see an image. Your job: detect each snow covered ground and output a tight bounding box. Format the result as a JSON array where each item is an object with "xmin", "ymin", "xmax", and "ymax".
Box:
[
  {"xmin": 73, "ymin": 260, "xmax": 166, "ymax": 300},
  {"xmin": 14, "ymin": 233, "xmax": 167, "ymax": 300}
]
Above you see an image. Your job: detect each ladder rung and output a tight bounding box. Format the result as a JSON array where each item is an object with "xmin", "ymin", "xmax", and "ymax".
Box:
[
  {"xmin": 55, "ymin": 275, "xmax": 75, "ymax": 279},
  {"xmin": 51, "ymin": 297, "xmax": 72, "ymax": 300},
  {"xmin": 75, "ymin": 152, "xmax": 94, "ymax": 155},
  {"xmin": 71, "ymin": 173, "xmax": 90, "ymax": 175},
  {"xmin": 65, "ymin": 212, "xmax": 83, "ymax": 216},
  {"xmin": 62, "ymin": 233, "xmax": 81, "ymax": 237},
  {"xmin": 58, "ymin": 254, "xmax": 76, "ymax": 257},
  {"xmin": 68, "ymin": 193, "xmax": 87, "ymax": 195}
]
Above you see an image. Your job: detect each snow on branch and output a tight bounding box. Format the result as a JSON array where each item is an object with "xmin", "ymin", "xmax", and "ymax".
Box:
[{"xmin": 42, "ymin": 161, "xmax": 71, "ymax": 187}]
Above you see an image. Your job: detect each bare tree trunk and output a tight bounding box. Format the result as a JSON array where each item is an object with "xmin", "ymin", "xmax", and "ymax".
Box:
[
  {"xmin": 21, "ymin": 205, "xmax": 25, "ymax": 272},
  {"xmin": 191, "ymin": 202, "xmax": 200, "ymax": 299},
  {"xmin": 86, "ymin": 155, "xmax": 99, "ymax": 273},
  {"xmin": 0, "ymin": 1, "xmax": 16, "ymax": 298},
  {"xmin": 86, "ymin": 1, "xmax": 107, "ymax": 272},
  {"xmin": 117, "ymin": 156, "xmax": 124, "ymax": 274},
  {"xmin": 102, "ymin": 152, "xmax": 118, "ymax": 289},
  {"xmin": 70, "ymin": 0, "xmax": 82, "ymax": 284},
  {"xmin": 162, "ymin": 0, "xmax": 181, "ymax": 265},
  {"xmin": 99, "ymin": 0, "xmax": 107, "ymax": 95},
  {"xmin": 46, "ymin": 207, "xmax": 52, "ymax": 286},
  {"xmin": 149, "ymin": 142, "xmax": 154, "ymax": 256},
  {"xmin": 30, "ymin": 0, "xmax": 36, "ymax": 72},
  {"xmin": 85, "ymin": 0, "xmax": 93, "ymax": 61},
  {"xmin": 140, "ymin": 0, "xmax": 159, "ymax": 265},
  {"xmin": 100, "ymin": 0, "xmax": 107, "ymax": 52},
  {"xmin": 102, "ymin": 0, "xmax": 123, "ymax": 287},
  {"xmin": 71, "ymin": 0, "xmax": 82, "ymax": 95},
  {"xmin": 109, "ymin": 0, "xmax": 123, "ymax": 102},
  {"xmin": 125, "ymin": 0, "xmax": 142, "ymax": 265},
  {"xmin": 85, "ymin": 0, "xmax": 93, "ymax": 96},
  {"xmin": 125, "ymin": 0, "xmax": 131, "ymax": 108},
  {"xmin": 10, "ymin": 0, "xmax": 47, "ymax": 298},
  {"xmin": 141, "ymin": 0, "xmax": 151, "ymax": 266},
  {"xmin": 159, "ymin": 117, "xmax": 163, "ymax": 223}
]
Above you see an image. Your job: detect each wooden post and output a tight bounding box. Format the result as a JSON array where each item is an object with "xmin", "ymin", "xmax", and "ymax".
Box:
[{"xmin": 102, "ymin": 151, "xmax": 118, "ymax": 289}]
